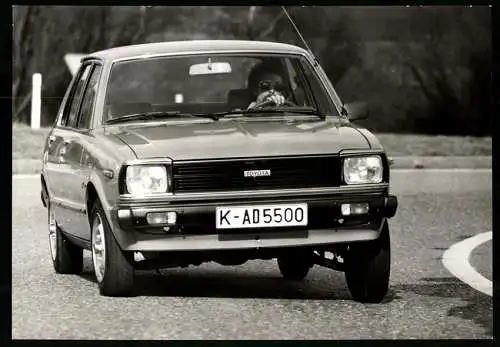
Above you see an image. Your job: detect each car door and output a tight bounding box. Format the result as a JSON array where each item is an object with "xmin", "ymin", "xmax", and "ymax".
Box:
[
  {"xmin": 70, "ymin": 63, "xmax": 103, "ymax": 241},
  {"xmin": 45, "ymin": 69, "xmax": 81, "ymax": 203},
  {"xmin": 48, "ymin": 63, "xmax": 93, "ymax": 239}
]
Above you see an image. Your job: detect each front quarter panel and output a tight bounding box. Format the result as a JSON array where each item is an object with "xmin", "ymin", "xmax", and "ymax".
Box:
[
  {"xmin": 353, "ymin": 127, "xmax": 384, "ymax": 151},
  {"xmin": 84, "ymin": 128, "xmax": 136, "ymax": 232}
]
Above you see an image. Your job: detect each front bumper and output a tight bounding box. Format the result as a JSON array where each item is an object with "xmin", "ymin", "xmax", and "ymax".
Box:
[
  {"xmin": 109, "ymin": 185, "xmax": 398, "ymax": 252},
  {"xmin": 118, "ymin": 228, "xmax": 385, "ymax": 252}
]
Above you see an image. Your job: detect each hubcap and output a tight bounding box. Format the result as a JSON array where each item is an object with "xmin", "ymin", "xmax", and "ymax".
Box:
[
  {"xmin": 48, "ymin": 205, "xmax": 57, "ymax": 261},
  {"xmin": 92, "ymin": 213, "xmax": 106, "ymax": 283}
]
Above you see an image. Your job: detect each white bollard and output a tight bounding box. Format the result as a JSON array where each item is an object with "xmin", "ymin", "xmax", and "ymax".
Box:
[{"xmin": 31, "ymin": 73, "xmax": 42, "ymax": 129}]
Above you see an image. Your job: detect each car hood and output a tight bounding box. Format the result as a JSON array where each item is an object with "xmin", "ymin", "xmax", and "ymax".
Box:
[{"xmin": 108, "ymin": 118, "xmax": 371, "ymax": 161}]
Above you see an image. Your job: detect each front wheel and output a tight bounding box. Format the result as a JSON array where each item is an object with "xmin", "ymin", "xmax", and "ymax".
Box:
[
  {"xmin": 91, "ymin": 200, "xmax": 134, "ymax": 297},
  {"xmin": 48, "ymin": 202, "xmax": 83, "ymax": 274},
  {"xmin": 344, "ymin": 221, "xmax": 391, "ymax": 303}
]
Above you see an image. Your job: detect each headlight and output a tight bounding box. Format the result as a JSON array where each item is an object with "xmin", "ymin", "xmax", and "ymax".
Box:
[
  {"xmin": 126, "ymin": 165, "xmax": 168, "ymax": 195},
  {"xmin": 343, "ymin": 156, "xmax": 383, "ymax": 184}
]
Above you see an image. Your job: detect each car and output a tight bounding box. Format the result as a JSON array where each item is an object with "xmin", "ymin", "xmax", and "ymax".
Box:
[{"xmin": 41, "ymin": 40, "xmax": 398, "ymax": 301}]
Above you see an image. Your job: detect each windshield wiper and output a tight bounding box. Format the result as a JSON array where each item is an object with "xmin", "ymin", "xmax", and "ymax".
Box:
[
  {"xmin": 105, "ymin": 111, "xmax": 219, "ymax": 124},
  {"xmin": 105, "ymin": 112, "xmax": 155, "ymax": 124},
  {"xmin": 105, "ymin": 107, "xmax": 327, "ymax": 125},
  {"xmin": 272, "ymin": 107, "xmax": 327, "ymax": 121},
  {"xmin": 207, "ymin": 107, "xmax": 327, "ymax": 121}
]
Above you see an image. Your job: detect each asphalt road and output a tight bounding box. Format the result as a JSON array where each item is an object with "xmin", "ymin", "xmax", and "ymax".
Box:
[{"xmin": 12, "ymin": 170, "xmax": 492, "ymax": 339}]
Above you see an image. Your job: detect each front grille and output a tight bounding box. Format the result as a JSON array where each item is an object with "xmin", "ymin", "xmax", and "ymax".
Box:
[{"xmin": 172, "ymin": 156, "xmax": 341, "ymax": 193}]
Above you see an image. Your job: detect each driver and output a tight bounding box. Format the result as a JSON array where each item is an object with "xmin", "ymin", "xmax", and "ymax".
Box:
[{"xmin": 247, "ymin": 63, "xmax": 287, "ymax": 109}]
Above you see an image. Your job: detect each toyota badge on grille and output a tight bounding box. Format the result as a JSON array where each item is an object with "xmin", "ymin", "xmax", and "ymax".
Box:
[{"xmin": 244, "ymin": 169, "xmax": 271, "ymax": 178}]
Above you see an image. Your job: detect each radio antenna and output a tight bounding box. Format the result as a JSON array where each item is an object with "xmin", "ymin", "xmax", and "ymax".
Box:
[
  {"xmin": 281, "ymin": 6, "xmax": 316, "ymax": 60},
  {"xmin": 281, "ymin": 6, "xmax": 348, "ymax": 118}
]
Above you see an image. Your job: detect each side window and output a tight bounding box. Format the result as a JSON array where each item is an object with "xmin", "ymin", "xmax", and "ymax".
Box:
[
  {"xmin": 64, "ymin": 64, "xmax": 92, "ymax": 128},
  {"xmin": 77, "ymin": 65, "xmax": 102, "ymax": 129},
  {"xmin": 286, "ymin": 58, "xmax": 312, "ymax": 107}
]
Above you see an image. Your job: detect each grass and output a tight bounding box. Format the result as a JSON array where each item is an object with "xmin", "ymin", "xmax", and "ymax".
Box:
[
  {"xmin": 375, "ymin": 133, "xmax": 492, "ymax": 157},
  {"xmin": 12, "ymin": 123, "xmax": 51, "ymax": 160},
  {"xmin": 11, "ymin": 122, "xmax": 492, "ymax": 160}
]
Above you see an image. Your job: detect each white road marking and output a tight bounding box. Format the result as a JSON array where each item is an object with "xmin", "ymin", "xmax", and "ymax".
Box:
[{"xmin": 442, "ymin": 231, "xmax": 492, "ymax": 296}]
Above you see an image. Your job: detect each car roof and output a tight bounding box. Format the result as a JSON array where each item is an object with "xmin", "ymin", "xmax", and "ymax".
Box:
[{"xmin": 84, "ymin": 40, "xmax": 311, "ymax": 62}]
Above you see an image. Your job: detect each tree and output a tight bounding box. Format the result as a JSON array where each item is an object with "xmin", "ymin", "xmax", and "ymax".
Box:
[
  {"xmin": 12, "ymin": 6, "xmax": 39, "ymax": 123},
  {"xmin": 12, "ymin": 6, "xmax": 171, "ymax": 125},
  {"xmin": 400, "ymin": 6, "xmax": 492, "ymax": 135},
  {"xmin": 12, "ymin": 6, "xmax": 362, "ymax": 126},
  {"xmin": 252, "ymin": 6, "xmax": 361, "ymax": 83}
]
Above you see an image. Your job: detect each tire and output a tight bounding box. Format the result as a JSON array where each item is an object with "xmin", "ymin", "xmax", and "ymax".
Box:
[
  {"xmin": 277, "ymin": 249, "xmax": 313, "ymax": 280},
  {"xmin": 48, "ymin": 202, "xmax": 83, "ymax": 274},
  {"xmin": 90, "ymin": 199, "xmax": 134, "ymax": 297},
  {"xmin": 344, "ymin": 221, "xmax": 391, "ymax": 303}
]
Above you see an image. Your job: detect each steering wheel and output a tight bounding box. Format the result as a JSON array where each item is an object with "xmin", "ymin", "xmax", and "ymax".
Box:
[{"xmin": 252, "ymin": 98, "xmax": 296, "ymax": 109}]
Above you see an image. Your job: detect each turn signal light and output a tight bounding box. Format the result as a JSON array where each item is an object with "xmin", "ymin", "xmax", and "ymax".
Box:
[
  {"xmin": 341, "ymin": 203, "xmax": 369, "ymax": 216},
  {"xmin": 146, "ymin": 212, "xmax": 177, "ymax": 225}
]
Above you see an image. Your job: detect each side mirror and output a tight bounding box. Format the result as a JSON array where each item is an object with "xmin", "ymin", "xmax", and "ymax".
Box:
[{"xmin": 343, "ymin": 101, "xmax": 369, "ymax": 121}]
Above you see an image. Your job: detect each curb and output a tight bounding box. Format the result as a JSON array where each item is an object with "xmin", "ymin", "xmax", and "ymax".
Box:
[{"xmin": 12, "ymin": 156, "xmax": 492, "ymax": 175}]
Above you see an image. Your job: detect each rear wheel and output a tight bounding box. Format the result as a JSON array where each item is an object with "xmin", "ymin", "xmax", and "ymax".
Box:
[
  {"xmin": 91, "ymin": 199, "xmax": 134, "ymax": 297},
  {"xmin": 277, "ymin": 249, "xmax": 313, "ymax": 280},
  {"xmin": 48, "ymin": 202, "xmax": 83, "ymax": 274},
  {"xmin": 344, "ymin": 221, "xmax": 391, "ymax": 303}
]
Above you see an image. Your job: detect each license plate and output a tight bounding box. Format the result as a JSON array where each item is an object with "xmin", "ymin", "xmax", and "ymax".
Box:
[{"xmin": 215, "ymin": 203, "xmax": 308, "ymax": 229}]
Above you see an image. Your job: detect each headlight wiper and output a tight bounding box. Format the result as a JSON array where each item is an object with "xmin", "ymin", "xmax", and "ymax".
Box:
[{"xmin": 105, "ymin": 111, "xmax": 220, "ymax": 124}]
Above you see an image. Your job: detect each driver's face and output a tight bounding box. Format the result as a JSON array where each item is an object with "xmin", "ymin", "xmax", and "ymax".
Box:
[{"xmin": 255, "ymin": 73, "xmax": 284, "ymax": 94}]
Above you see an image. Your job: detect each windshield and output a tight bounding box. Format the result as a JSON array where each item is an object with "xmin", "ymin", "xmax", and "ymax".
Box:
[{"xmin": 103, "ymin": 53, "xmax": 340, "ymax": 122}]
